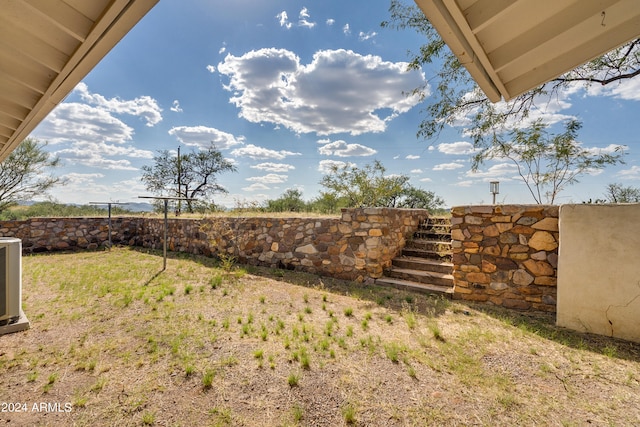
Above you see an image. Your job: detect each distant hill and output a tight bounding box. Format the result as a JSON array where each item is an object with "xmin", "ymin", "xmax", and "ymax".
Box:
[
  {"xmin": 22, "ymin": 201, "xmax": 154, "ymax": 212},
  {"xmin": 111, "ymin": 202, "xmax": 154, "ymax": 213}
]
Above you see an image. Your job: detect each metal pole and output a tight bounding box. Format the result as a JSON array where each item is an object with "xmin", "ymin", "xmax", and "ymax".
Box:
[
  {"xmin": 177, "ymin": 145, "xmax": 181, "ymax": 216},
  {"xmin": 90, "ymin": 202, "xmax": 130, "ymax": 250},
  {"xmin": 108, "ymin": 203, "xmax": 112, "ymax": 250},
  {"xmin": 163, "ymin": 199, "xmax": 168, "ymax": 271},
  {"xmin": 138, "ymin": 196, "xmax": 194, "ymax": 271}
]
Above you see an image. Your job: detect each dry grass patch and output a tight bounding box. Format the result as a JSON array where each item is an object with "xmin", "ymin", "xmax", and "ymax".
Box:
[{"xmin": 0, "ymin": 247, "xmax": 638, "ymax": 426}]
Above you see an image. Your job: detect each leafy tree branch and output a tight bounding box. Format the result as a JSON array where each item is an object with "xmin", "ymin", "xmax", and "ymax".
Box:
[
  {"xmin": 0, "ymin": 138, "xmax": 66, "ymax": 212},
  {"xmin": 473, "ymin": 120, "xmax": 625, "ymax": 204},
  {"xmin": 141, "ymin": 144, "xmax": 236, "ymax": 213},
  {"xmin": 382, "ymin": 0, "xmax": 640, "ymax": 147}
]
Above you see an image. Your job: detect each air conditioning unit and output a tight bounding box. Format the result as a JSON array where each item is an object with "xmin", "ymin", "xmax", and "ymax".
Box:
[{"xmin": 0, "ymin": 238, "xmax": 27, "ymax": 332}]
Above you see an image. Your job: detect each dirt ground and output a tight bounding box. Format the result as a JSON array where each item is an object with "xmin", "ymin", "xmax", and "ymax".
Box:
[{"xmin": 1, "ymin": 248, "xmax": 639, "ymax": 426}]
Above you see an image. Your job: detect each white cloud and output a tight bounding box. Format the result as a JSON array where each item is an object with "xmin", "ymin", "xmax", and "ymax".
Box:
[
  {"xmin": 251, "ymin": 162, "xmax": 295, "ymax": 172},
  {"xmin": 450, "ymin": 87, "xmax": 576, "ymax": 135},
  {"xmin": 243, "ymin": 183, "xmax": 271, "ymax": 191},
  {"xmin": 30, "ymin": 85, "xmax": 159, "ymax": 172},
  {"xmin": 53, "ymin": 145, "xmax": 139, "ymax": 170},
  {"xmin": 230, "ymin": 144, "xmax": 301, "ymax": 160},
  {"xmin": 465, "ymin": 162, "xmax": 518, "ymax": 180},
  {"xmin": 617, "ymin": 165, "xmax": 640, "ymax": 180},
  {"xmin": 217, "ymin": 48, "xmax": 425, "ymax": 136},
  {"xmin": 318, "ymin": 140, "xmax": 377, "ymax": 157},
  {"xmin": 112, "ymin": 178, "xmax": 148, "ymax": 198},
  {"xmin": 584, "ymin": 168, "xmax": 604, "ymax": 176},
  {"xmin": 206, "ymin": 64, "xmax": 216, "ymax": 73},
  {"xmin": 410, "ymin": 169, "xmax": 423, "ymax": 174},
  {"xmin": 276, "ymin": 11, "xmax": 292, "ymax": 29},
  {"xmin": 64, "ymin": 172, "xmax": 105, "ymax": 184},
  {"xmin": 318, "ymin": 159, "xmax": 355, "ymax": 173},
  {"xmin": 326, "ymin": 18, "xmax": 335, "ymax": 26},
  {"xmin": 299, "ymin": 7, "xmax": 310, "ymax": 19},
  {"xmin": 246, "ymin": 174, "xmax": 288, "ymax": 184},
  {"xmin": 74, "ymin": 82, "xmax": 162, "ymax": 127},
  {"xmin": 584, "ymin": 144, "xmax": 626, "ymax": 156},
  {"xmin": 419, "ymin": 177, "xmax": 433, "ymax": 182},
  {"xmin": 168, "ymin": 126, "xmax": 245, "ymax": 150},
  {"xmin": 386, "ymin": 173, "xmax": 403, "ymax": 179},
  {"xmin": 343, "ymin": 24, "xmax": 350, "ymax": 35},
  {"xmin": 585, "ymin": 77, "xmax": 640, "ymax": 101},
  {"xmin": 437, "ymin": 141, "xmax": 475, "ymax": 155},
  {"xmin": 405, "ymin": 154, "xmax": 420, "ymax": 160},
  {"xmin": 277, "ymin": 8, "xmax": 316, "ymax": 29},
  {"xmin": 298, "ymin": 7, "xmax": 316, "ymax": 28},
  {"xmin": 455, "ymin": 180, "xmax": 474, "ymax": 187},
  {"xmin": 34, "ymin": 103, "xmax": 134, "ymax": 145},
  {"xmin": 608, "ymin": 78, "xmax": 640, "ymax": 101},
  {"xmin": 170, "ymin": 100, "xmax": 183, "ymax": 113},
  {"xmin": 433, "ymin": 162, "xmax": 465, "ymax": 171},
  {"xmin": 358, "ymin": 31, "xmax": 377, "ymax": 41},
  {"xmin": 46, "ymin": 174, "xmax": 147, "ymax": 205},
  {"xmin": 57, "ymin": 141, "xmax": 153, "ymax": 159}
]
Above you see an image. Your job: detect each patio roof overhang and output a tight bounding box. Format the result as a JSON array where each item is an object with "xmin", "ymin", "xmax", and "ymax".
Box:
[
  {"xmin": 0, "ymin": 0, "xmax": 158, "ymax": 161},
  {"xmin": 414, "ymin": 0, "xmax": 640, "ymax": 102}
]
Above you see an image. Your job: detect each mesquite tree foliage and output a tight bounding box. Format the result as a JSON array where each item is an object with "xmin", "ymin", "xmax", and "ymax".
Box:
[
  {"xmin": 382, "ymin": 0, "xmax": 637, "ymax": 202},
  {"xmin": 319, "ymin": 160, "xmax": 444, "ymax": 209},
  {"xmin": 475, "ymin": 120, "xmax": 624, "ymax": 204},
  {"xmin": 382, "ymin": 0, "xmax": 640, "ymax": 146},
  {"xmin": 141, "ymin": 144, "xmax": 236, "ymax": 213},
  {"xmin": 0, "ymin": 138, "xmax": 65, "ymax": 212}
]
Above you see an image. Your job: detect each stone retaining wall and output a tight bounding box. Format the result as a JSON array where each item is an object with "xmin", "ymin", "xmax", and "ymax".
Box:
[
  {"xmin": 0, "ymin": 217, "xmax": 140, "ymax": 252},
  {"xmin": 451, "ymin": 205, "xmax": 559, "ymax": 312},
  {"xmin": 1, "ymin": 206, "xmax": 561, "ymax": 312},
  {"xmin": 0, "ymin": 208, "xmax": 428, "ymax": 282},
  {"xmin": 135, "ymin": 208, "xmax": 428, "ymax": 281}
]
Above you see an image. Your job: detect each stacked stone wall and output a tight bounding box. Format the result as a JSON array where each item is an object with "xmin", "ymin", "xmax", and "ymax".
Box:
[
  {"xmin": 136, "ymin": 208, "xmax": 428, "ymax": 281},
  {"xmin": 0, "ymin": 217, "xmax": 141, "ymax": 252},
  {"xmin": 0, "ymin": 208, "xmax": 427, "ymax": 282},
  {"xmin": 451, "ymin": 205, "xmax": 559, "ymax": 312}
]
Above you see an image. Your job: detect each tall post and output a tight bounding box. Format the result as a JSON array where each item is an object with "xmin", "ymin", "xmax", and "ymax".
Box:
[
  {"xmin": 138, "ymin": 196, "xmax": 194, "ymax": 271},
  {"xmin": 107, "ymin": 203, "xmax": 112, "ymax": 249},
  {"xmin": 163, "ymin": 198, "xmax": 168, "ymax": 271},
  {"xmin": 89, "ymin": 202, "xmax": 130, "ymax": 250},
  {"xmin": 177, "ymin": 145, "xmax": 181, "ymax": 216}
]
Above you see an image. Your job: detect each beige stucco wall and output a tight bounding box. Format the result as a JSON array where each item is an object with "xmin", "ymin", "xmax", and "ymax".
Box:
[{"xmin": 557, "ymin": 204, "xmax": 640, "ymax": 343}]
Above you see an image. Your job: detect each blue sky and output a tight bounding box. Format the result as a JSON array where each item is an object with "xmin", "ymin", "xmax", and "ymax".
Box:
[{"xmin": 31, "ymin": 0, "xmax": 640, "ymax": 208}]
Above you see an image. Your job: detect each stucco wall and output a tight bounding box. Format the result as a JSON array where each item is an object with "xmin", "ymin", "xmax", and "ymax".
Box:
[{"xmin": 557, "ymin": 204, "xmax": 640, "ymax": 343}]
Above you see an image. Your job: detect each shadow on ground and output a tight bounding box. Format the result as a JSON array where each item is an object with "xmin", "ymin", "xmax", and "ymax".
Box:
[
  {"xmin": 475, "ymin": 303, "xmax": 640, "ymax": 362},
  {"xmin": 43, "ymin": 246, "xmax": 640, "ymax": 363}
]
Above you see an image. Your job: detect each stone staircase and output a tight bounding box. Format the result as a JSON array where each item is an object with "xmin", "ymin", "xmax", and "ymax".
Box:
[{"xmin": 376, "ymin": 216, "xmax": 454, "ymax": 296}]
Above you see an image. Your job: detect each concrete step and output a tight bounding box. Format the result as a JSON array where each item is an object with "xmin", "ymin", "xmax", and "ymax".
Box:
[
  {"xmin": 376, "ymin": 216, "xmax": 455, "ymax": 297},
  {"xmin": 392, "ymin": 256, "xmax": 453, "ymax": 274},
  {"xmin": 385, "ymin": 266, "xmax": 454, "ymax": 288},
  {"xmin": 375, "ymin": 277, "xmax": 454, "ymax": 296}
]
